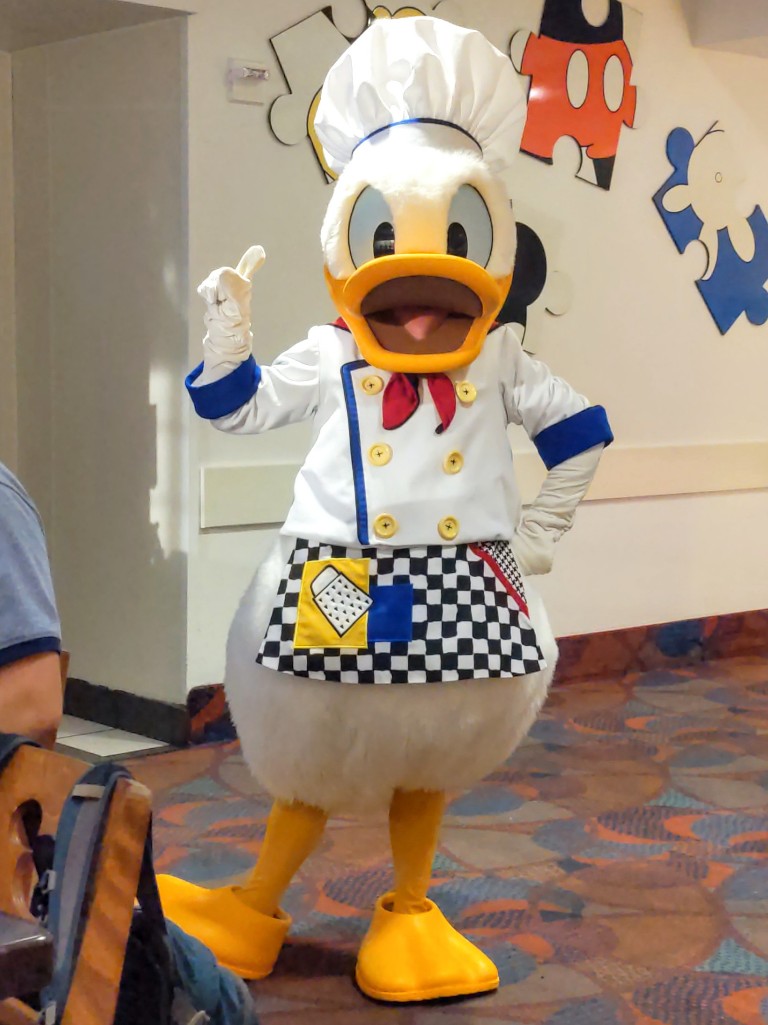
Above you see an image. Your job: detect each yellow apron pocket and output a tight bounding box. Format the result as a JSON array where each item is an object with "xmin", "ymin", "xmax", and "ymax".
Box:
[{"xmin": 294, "ymin": 558, "xmax": 372, "ymax": 649}]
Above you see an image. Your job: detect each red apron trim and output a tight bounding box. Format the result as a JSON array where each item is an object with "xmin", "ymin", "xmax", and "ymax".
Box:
[{"xmin": 470, "ymin": 543, "xmax": 529, "ymax": 616}]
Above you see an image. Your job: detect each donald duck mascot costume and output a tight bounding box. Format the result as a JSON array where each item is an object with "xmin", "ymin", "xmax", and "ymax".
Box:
[{"xmin": 159, "ymin": 16, "xmax": 613, "ymax": 1003}]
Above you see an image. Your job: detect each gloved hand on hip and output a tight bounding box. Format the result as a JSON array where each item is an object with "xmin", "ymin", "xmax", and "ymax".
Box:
[
  {"xmin": 512, "ymin": 444, "xmax": 604, "ymax": 576},
  {"xmin": 512, "ymin": 517, "xmax": 556, "ymax": 577}
]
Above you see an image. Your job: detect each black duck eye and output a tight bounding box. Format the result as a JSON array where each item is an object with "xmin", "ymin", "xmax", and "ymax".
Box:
[
  {"xmin": 348, "ymin": 186, "xmax": 396, "ymax": 268},
  {"xmin": 447, "ymin": 222, "xmax": 468, "ymax": 258},
  {"xmin": 373, "ymin": 222, "xmax": 395, "ymax": 258},
  {"xmin": 446, "ymin": 185, "xmax": 493, "ymax": 267}
]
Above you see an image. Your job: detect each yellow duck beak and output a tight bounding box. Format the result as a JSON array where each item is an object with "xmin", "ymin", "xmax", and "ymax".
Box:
[{"xmin": 325, "ymin": 253, "xmax": 512, "ymax": 374}]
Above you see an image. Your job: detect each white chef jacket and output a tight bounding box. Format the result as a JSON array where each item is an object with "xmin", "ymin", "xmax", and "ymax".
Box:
[{"xmin": 186, "ymin": 322, "xmax": 612, "ymax": 548}]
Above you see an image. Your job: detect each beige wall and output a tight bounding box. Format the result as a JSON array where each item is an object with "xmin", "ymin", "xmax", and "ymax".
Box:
[
  {"xmin": 13, "ymin": 18, "xmax": 189, "ymax": 703},
  {"xmin": 685, "ymin": 0, "xmax": 768, "ymax": 52},
  {"xmin": 126, "ymin": 0, "xmax": 768, "ymax": 688},
  {"xmin": 13, "ymin": 45, "xmax": 52, "ymax": 523},
  {"xmin": 0, "ymin": 52, "xmax": 16, "ymax": 470}
]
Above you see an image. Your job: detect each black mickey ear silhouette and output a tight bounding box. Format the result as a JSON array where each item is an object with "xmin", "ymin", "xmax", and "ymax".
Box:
[
  {"xmin": 540, "ymin": 0, "xmax": 624, "ymax": 44},
  {"xmin": 496, "ymin": 222, "xmax": 547, "ymax": 330}
]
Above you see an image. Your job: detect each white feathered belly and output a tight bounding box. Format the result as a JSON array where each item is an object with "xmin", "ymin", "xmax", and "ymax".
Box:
[{"xmin": 225, "ymin": 538, "xmax": 557, "ymax": 815}]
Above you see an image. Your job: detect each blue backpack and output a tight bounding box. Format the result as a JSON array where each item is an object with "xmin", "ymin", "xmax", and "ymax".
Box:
[{"xmin": 0, "ymin": 733, "xmax": 257, "ymax": 1025}]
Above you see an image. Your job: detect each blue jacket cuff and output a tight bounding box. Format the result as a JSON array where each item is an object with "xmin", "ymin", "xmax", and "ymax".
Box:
[
  {"xmin": 185, "ymin": 356, "xmax": 261, "ymax": 420},
  {"xmin": 533, "ymin": 405, "xmax": 614, "ymax": 470}
]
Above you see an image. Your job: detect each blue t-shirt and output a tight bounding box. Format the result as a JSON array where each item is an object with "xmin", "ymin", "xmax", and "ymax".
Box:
[{"xmin": 0, "ymin": 464, "xmax": 61, "ymax": 669}]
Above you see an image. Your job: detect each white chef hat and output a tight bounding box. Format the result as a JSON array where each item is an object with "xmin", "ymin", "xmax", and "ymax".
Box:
[{"xmin": 314, "ymin": 16, "xmax": 527, "ymax": 177}]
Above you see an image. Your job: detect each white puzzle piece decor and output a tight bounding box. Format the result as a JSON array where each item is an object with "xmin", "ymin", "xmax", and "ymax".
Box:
[
  {"xmin": 268, "ymin": 2, "xmax": 463, "ymax": 181},
  {"xmin": 269, "ymin": 11, "xmax": 353, "ymax": 179}
]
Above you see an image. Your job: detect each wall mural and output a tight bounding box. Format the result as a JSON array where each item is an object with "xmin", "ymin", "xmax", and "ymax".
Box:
[
  {"xmin": 654, "ymin": 125, "xmax": 768, "ymax": 335},
  {"xmin": 265, "ymin": 3, "xmax": 768, "ymax": 341},
  {"xmin": 510, "ymin": 0, "xmax": 641, "ymax": 190}
]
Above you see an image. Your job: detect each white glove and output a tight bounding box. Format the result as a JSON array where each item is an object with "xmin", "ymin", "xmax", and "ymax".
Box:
[
  {"xmin": 194, "ymin": 245, "xmax": 266, "ymax": 386},
  {"xmin": 512, "ymin": 444, "xmax": 604, "ymax": 576}
]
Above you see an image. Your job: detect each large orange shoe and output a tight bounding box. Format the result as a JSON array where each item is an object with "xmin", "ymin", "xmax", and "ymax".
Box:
[
  {"xmin": 356, "ymin": 893, "xmax": 499, "ymax": 1002},
  {"xmin": 157, "ymin": 875, "xmax": 290, "ymax": 980}
]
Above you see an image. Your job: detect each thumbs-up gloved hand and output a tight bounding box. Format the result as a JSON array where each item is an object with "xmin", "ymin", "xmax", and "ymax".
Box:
[{"xmin": 197, "ymin": 246, "xmax": 266, "ymax": 383}]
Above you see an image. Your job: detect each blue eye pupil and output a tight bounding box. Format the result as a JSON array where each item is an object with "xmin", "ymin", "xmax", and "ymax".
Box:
[{"xmin": 373, "ymin": 222, "xmax": 395, "ymax": 258}]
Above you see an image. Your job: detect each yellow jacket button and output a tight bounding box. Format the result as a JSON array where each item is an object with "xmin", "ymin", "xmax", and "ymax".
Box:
[
  {"xmin": 362, "ymin": 374, "xmax": 384, "ymax": 395},
  {"xmin": 368, "ymin": 443, "xmax": 392, "ymax": 466},
  {"xmin": 438, "ymin": 516, "xmax": 459, "ymax": 540},
  {"xmin": 373, "ymin": 514, "xmax": 398, "ymax": 539},
  {"xmin": 443, "ymin": 451, "xmax": 463, "ymax": 474},
  {"xmin": 455, "ymin": 380, "xmax": 477, "ymax": 404}
]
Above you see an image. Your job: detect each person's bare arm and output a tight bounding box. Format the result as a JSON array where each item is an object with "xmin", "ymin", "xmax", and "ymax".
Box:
[
  {"xmin": 0, "ymin": 468, "xmax": 63, "ymax": 747},
  {"xmin": 0, "ymin": 652, "xmax": 63, "ymax": 748}
]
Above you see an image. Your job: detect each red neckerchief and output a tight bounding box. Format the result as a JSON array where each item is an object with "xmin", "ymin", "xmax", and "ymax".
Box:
[
  {"xmin": 332, "ymin": 316, "xmax": 500, "ymax": 434},
  {"xmin": 382, "ymin": 372, "xmax": 456, "ymax": 433}
]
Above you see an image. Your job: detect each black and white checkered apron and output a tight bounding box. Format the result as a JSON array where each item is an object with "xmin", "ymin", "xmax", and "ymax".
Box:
[{"xmin": 256, "ymin": 538, "xmax": 546, "ymax": 684}]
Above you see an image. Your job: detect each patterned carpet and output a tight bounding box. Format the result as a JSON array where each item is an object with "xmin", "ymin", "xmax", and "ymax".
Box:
[{"xmin": 128, "ymin": 655, "xmax": 768, "ymax": 1025}]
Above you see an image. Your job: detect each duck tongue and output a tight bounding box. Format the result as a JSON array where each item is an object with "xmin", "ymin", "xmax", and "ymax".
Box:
[{"xmin": 391, "ymin": 306, "xmax": 448, "ymax": 341}]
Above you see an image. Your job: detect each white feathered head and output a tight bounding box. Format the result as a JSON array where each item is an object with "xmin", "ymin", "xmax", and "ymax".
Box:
[{"xmin": 314, "ymin": 16, "xmax": 526, "ymax": 373}]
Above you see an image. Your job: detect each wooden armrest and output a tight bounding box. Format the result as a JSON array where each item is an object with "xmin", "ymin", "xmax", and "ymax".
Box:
[{"xmin": 0, "ymin": 912, "xmax": 53, "ymax": 1001}]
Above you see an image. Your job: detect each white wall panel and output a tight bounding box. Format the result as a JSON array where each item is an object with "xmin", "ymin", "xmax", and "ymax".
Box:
[{"xmin": 13, "ymin": 20, "xmax": 189, "ymax": 702}]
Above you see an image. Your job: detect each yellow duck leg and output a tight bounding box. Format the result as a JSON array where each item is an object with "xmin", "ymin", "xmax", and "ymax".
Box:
[
  {"xmin": 356, "ymin": 789, "xmax": 499, "ymax": 1002},
  {"xmin": 158, "ymin": 799, "xmax": 327, "ymax": 979}
]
